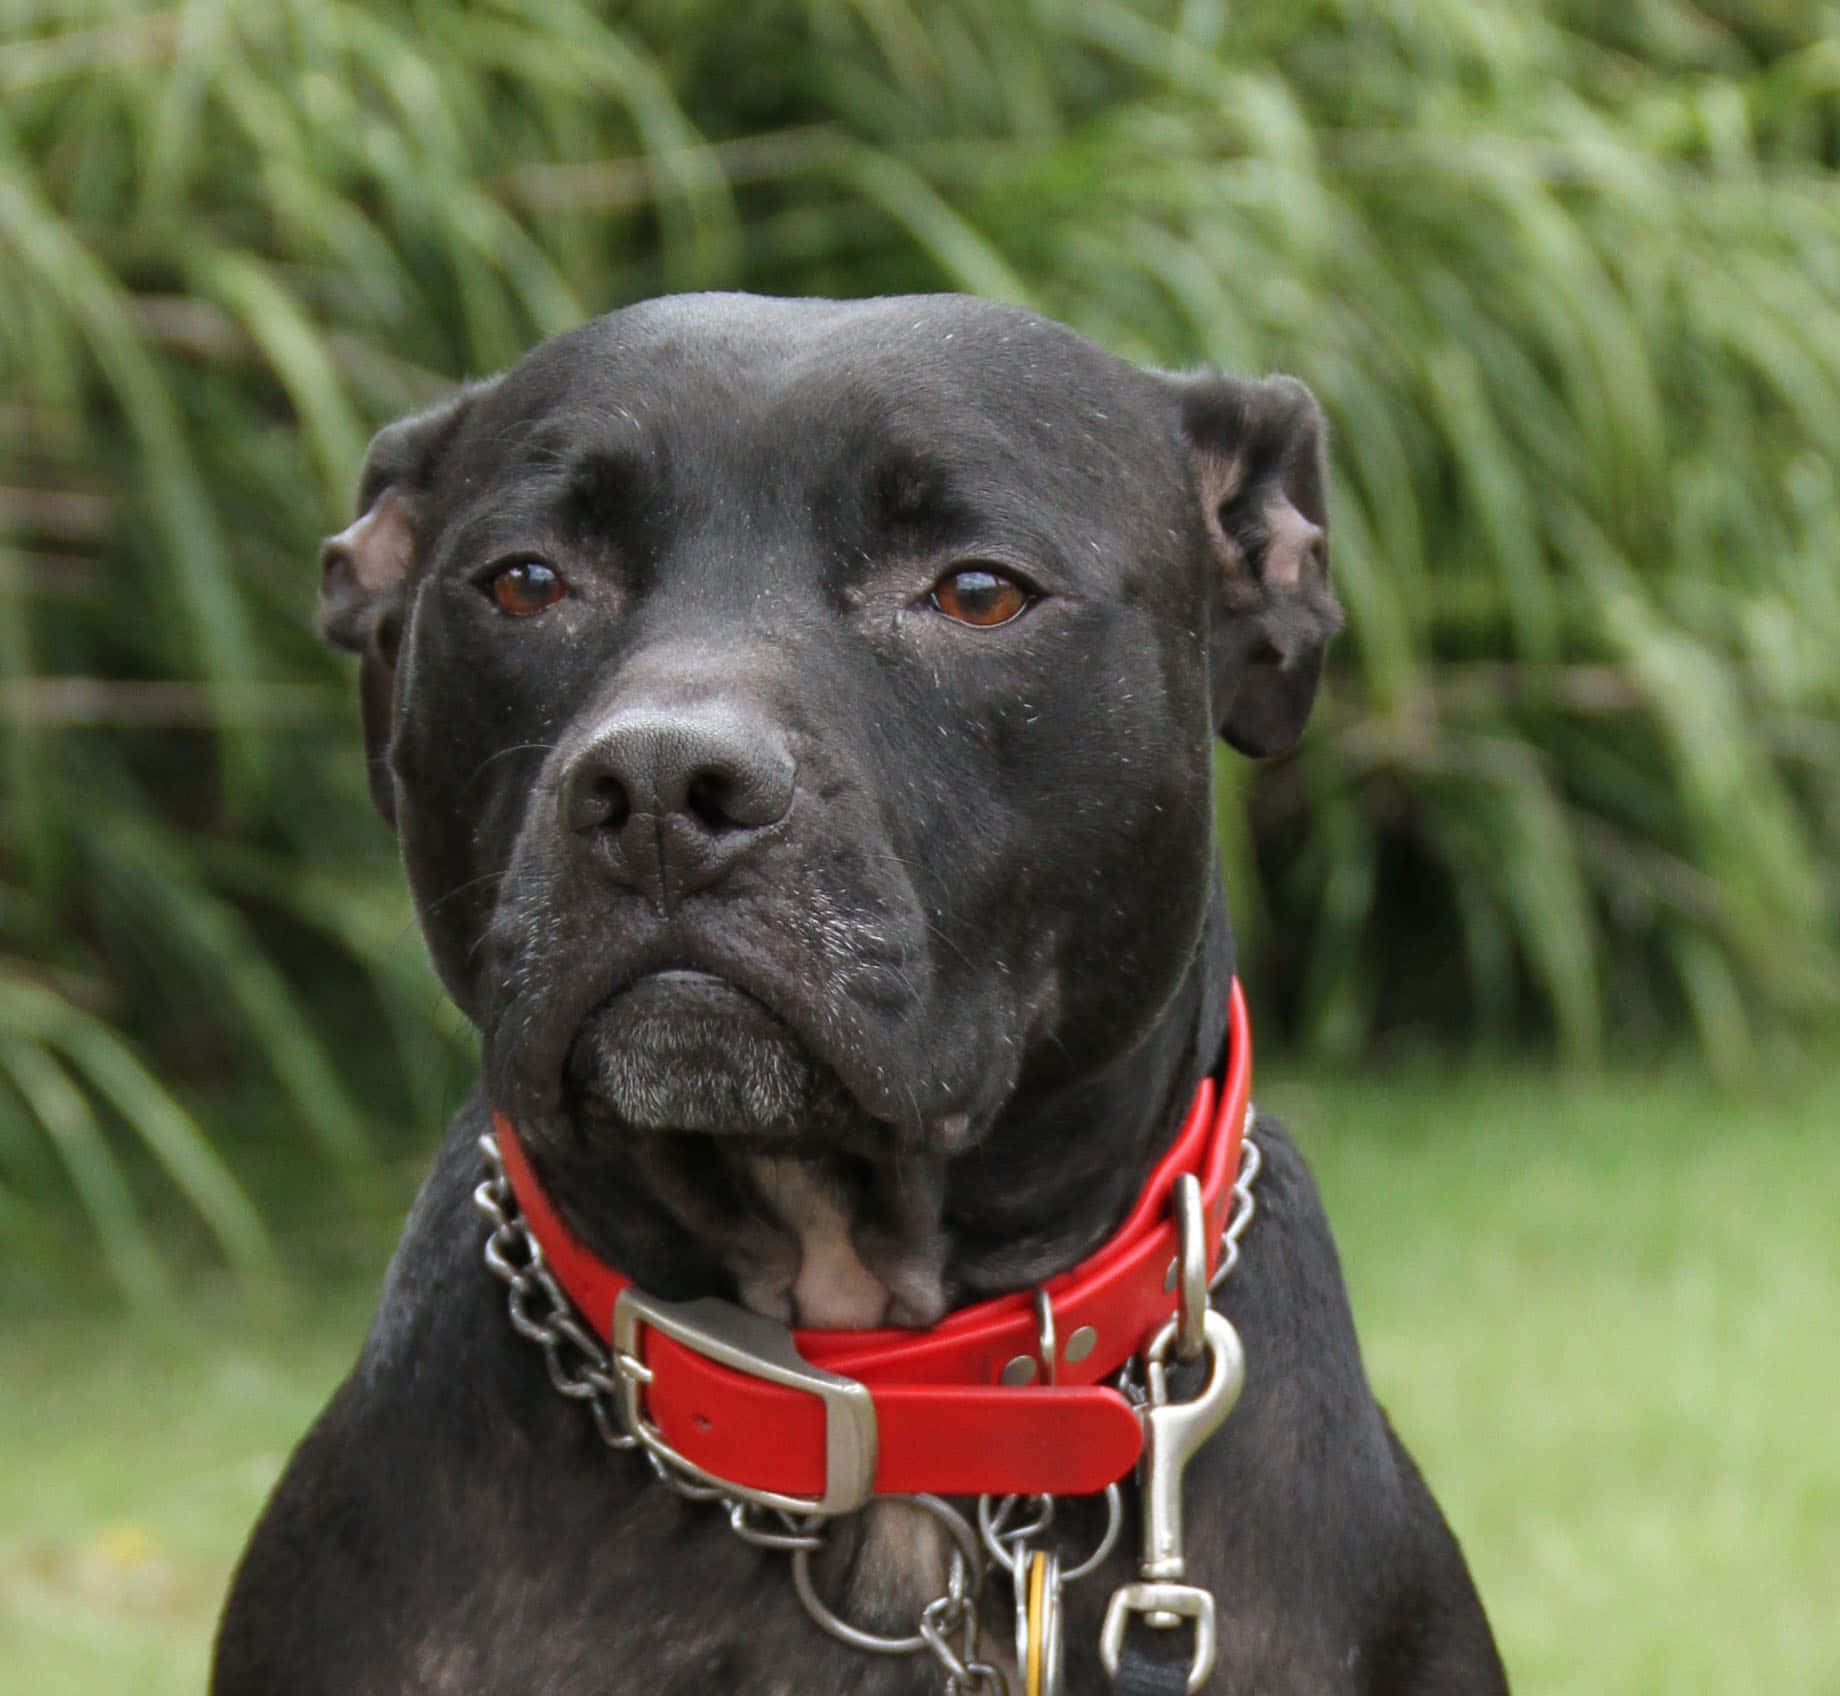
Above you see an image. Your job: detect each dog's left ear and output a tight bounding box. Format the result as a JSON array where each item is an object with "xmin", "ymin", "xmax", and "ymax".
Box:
[
  {"xmin": 1172, "ymin": 373, "xmax": 1343, "ymax": 758},
  {"xmin": 319, "ymin": 382, "xmax": 488, "ymax": 824}
]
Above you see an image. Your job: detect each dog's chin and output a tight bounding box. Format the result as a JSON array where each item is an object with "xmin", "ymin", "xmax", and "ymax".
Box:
[{"xmin": 562, "ymin": 969, "xmax": 865, "ymax": 1146}]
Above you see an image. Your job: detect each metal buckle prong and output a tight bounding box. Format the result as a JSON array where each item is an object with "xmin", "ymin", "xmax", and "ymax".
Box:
[{"xmin": 611, "ymin": 1289, "xmax": 878, "ymax": 1517}]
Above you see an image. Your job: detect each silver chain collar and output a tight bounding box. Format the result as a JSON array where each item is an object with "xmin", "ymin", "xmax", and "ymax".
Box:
[{"xmin": 473, "ymin": 1113, "xmax": 1261, "ymax": 1696}]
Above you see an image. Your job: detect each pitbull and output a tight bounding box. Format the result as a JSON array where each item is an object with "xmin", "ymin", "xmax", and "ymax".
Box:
[{"xmin": 213, "ymin": 293, "xmax": 1508, "ymax": 1694}]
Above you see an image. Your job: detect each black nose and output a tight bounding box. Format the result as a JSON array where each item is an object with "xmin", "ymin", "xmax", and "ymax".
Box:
[{"xmin": 561, "ymin": 704, "xmax": 796, "ymax": 907}]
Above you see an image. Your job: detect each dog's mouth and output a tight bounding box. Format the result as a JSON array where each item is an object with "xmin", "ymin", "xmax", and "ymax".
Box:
[{"xmin": 562, "ymin": 968, "xmax": 870, "ymax": 1148}]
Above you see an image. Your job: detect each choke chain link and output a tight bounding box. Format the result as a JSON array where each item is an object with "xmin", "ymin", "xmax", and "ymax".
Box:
[
  {"xmin": 476, "ymin": 1141, "xmax": 637, "ymax": 1454},
  {"xmin": 1211, "ymin": 1119, "xmax": 1261, "ymax": 1293},
  {"xmin": 473, "ymin": 1107, "xmax": 1262, "ymax": 1695}
]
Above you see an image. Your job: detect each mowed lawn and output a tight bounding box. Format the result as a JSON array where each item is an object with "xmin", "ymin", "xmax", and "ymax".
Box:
[{"xmin": 3, "ymin": 1063, "xmax": 1837, "ymax": 1695}]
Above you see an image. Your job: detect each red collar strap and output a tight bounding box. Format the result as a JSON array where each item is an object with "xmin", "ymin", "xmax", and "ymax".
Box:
[{"xmin": 492, "ymin": 979, "xmax": 1251, "ymax": 1511}]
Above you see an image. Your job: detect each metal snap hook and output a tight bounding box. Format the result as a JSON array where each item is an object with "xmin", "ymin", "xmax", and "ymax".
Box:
[{"xmin": 1099, "ymin": 1307, "xmax": 1247, "ymax": 1692}]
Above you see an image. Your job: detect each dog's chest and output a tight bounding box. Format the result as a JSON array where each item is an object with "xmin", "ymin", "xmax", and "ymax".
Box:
[{"xmin": 386, "ymin": 1477, "xmax": 971, "ymax": 1696}]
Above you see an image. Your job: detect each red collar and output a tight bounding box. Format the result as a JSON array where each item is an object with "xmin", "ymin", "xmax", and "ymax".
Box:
[{"xmin": 492, "ymin": 979, "xmax": 1251, "ymax": 1511}]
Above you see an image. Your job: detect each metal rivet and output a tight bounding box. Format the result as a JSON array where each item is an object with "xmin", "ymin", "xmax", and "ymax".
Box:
[
  {"xmin": 1064, "ymin": 1325, "xmax": 1098, "ymax": 1364},
  {"xmin": 1000, "ymin": 1354, "xmax": 1038, "ymax": 1387},
  {"xmin": 1164, "ymin": 1258, "xmax": 1178, "ymax": 1292}
]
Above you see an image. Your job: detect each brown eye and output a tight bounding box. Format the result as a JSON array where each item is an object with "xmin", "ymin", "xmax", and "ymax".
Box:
[
  {"xmin": 929, "ymin": 568, "xmax": 1031, "ymax": 627},
  {"xmin": 484, "ymin": 560, "xmax": 566, "ymax": 617}
]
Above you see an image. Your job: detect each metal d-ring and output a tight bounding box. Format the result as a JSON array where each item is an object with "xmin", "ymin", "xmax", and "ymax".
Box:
[
  {"xmin": 1033, "ymin": 1287, "xmax": 1059, "ymax": 1386},
  {"xmin": 1058, "ymin": 1483, "xmax": 1125, "ymax": 1583},
  {"xmin": 790, "ymin": 1493, "xmax": 984, "ymax": 1655},
  {"xmin": 1171, "ymin": 1173, "xmax": 1208, "ymax": 1362}
]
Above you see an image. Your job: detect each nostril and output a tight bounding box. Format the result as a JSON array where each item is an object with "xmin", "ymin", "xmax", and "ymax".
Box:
[
  {"xmin": 571, "ymin": 772, "xmax": 630, "ymax": 834},
  {"xmin": 595, "ymin": 776, "xmax": 632, "ymax": 830},
  {"xmin": 685, "ymin": 772, "xmax": 736, "ymax": 833}
]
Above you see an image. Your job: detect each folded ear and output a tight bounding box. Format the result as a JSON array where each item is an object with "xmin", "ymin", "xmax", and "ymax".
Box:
[
  {"xmin": 319, "ymin": 383, "xmax": 487, "ymax": 823},
  {"xmin": 1173, "ymin": 373, "xmax": 1342, "ymax": 758}
]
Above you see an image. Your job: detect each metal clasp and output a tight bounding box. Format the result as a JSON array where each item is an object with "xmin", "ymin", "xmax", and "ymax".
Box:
[
  {"xmin": 1099, "ymin": 1307, "xmax": 1246, "ymax": 1693},
  {"xmin": 611, "ymin": 1288, "xmax": 878, "ymax": 1517}
]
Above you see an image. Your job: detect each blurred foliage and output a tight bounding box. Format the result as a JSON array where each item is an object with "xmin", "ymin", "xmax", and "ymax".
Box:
[{"xmin": 1, "ymin": 0, "xmax": 1837, "ymax": 1292}]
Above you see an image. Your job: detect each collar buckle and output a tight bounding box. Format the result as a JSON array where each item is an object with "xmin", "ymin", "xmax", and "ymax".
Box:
[{"xmin": 611, "ymin": 1288, "xmax": 879, "ymax": 1516}]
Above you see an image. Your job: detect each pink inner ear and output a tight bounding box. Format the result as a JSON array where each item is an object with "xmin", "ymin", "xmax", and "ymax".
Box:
[
  {"xmin": 1192, "ymin": 447, "xmax": 1249, "ymax": 575},
  {"xmin": 1192, "ymin": 447, "xmax": 1325, "ymax": 595},
  {"xmin": 325, "ymin": 486, "xmax": 416, "ymax": 594},
  {"xmin": 1261, "ymin": 495, "xmax": 1324, "ymax": 590}
]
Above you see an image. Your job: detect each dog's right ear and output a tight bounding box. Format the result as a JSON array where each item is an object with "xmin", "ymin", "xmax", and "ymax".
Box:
[{"xmin": 318, "ymin": 384, "xmax": 486, "ymax": 824}]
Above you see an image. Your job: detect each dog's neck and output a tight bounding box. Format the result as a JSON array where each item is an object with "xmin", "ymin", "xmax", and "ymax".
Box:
[
  {"xmin": 526, "ymin": 891, "xmax": 1234, "ymax": 1331},
  {"xmin": 933, "ymin": 892, "xmax": 1233, "ymax": 1309}
]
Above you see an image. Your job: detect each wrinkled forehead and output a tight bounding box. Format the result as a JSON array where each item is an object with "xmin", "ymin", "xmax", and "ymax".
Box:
[{"xmin": 435, "ymin": 294, "xmax": 1188, "ymax": 543}]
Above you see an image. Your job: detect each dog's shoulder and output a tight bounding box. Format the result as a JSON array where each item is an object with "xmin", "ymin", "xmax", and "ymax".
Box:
[
  {"xmin": 1186, "ymin": 1115, "xmax": 1507, "ymax": 1692},
  {"xmin": 1201, "ymin": 1112, "xmax": 1406, "ymax": 1526},
  {"xmin": 212, "ymin": 1099, "xmax": 559, "ymax": 1693},
  {"xmin": 351, "ymin": 1094, "xmax": 506, "ymax": 1385}
]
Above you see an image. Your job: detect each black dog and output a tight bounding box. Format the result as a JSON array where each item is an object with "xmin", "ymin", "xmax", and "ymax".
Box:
[{"xmin": 214, "ymin": 294, "xmax": 1508, "ymax": 1694}]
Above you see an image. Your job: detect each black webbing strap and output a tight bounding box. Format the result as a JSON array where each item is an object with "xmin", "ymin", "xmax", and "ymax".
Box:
[{"xmin": 1109, "ymin": 1619, "xmax": 1199, "ymax": 1695}]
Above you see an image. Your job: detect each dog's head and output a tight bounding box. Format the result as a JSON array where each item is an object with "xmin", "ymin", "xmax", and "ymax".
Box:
[{"xmin": 321, "ymin": 294, "xmax": 1337, "ymax": 1305}]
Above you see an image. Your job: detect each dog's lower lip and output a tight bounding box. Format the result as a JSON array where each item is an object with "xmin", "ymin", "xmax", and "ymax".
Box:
[
  {"xmin": 566, "ymin": 965, "xmax": 827, "ymax": 1141},
  {"xmin": 636, "ymin": 967, "xmax": 756, "ymax": 1000},
  {"xmin": 611, "ymin": 966, "xmax": 790, "ymax": 1030}
]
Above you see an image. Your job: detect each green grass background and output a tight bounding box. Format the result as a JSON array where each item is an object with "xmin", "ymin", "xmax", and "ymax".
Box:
[{"xmin": 7, "ymin": 1062, "xmax": 1837, "ymax": 1695}]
